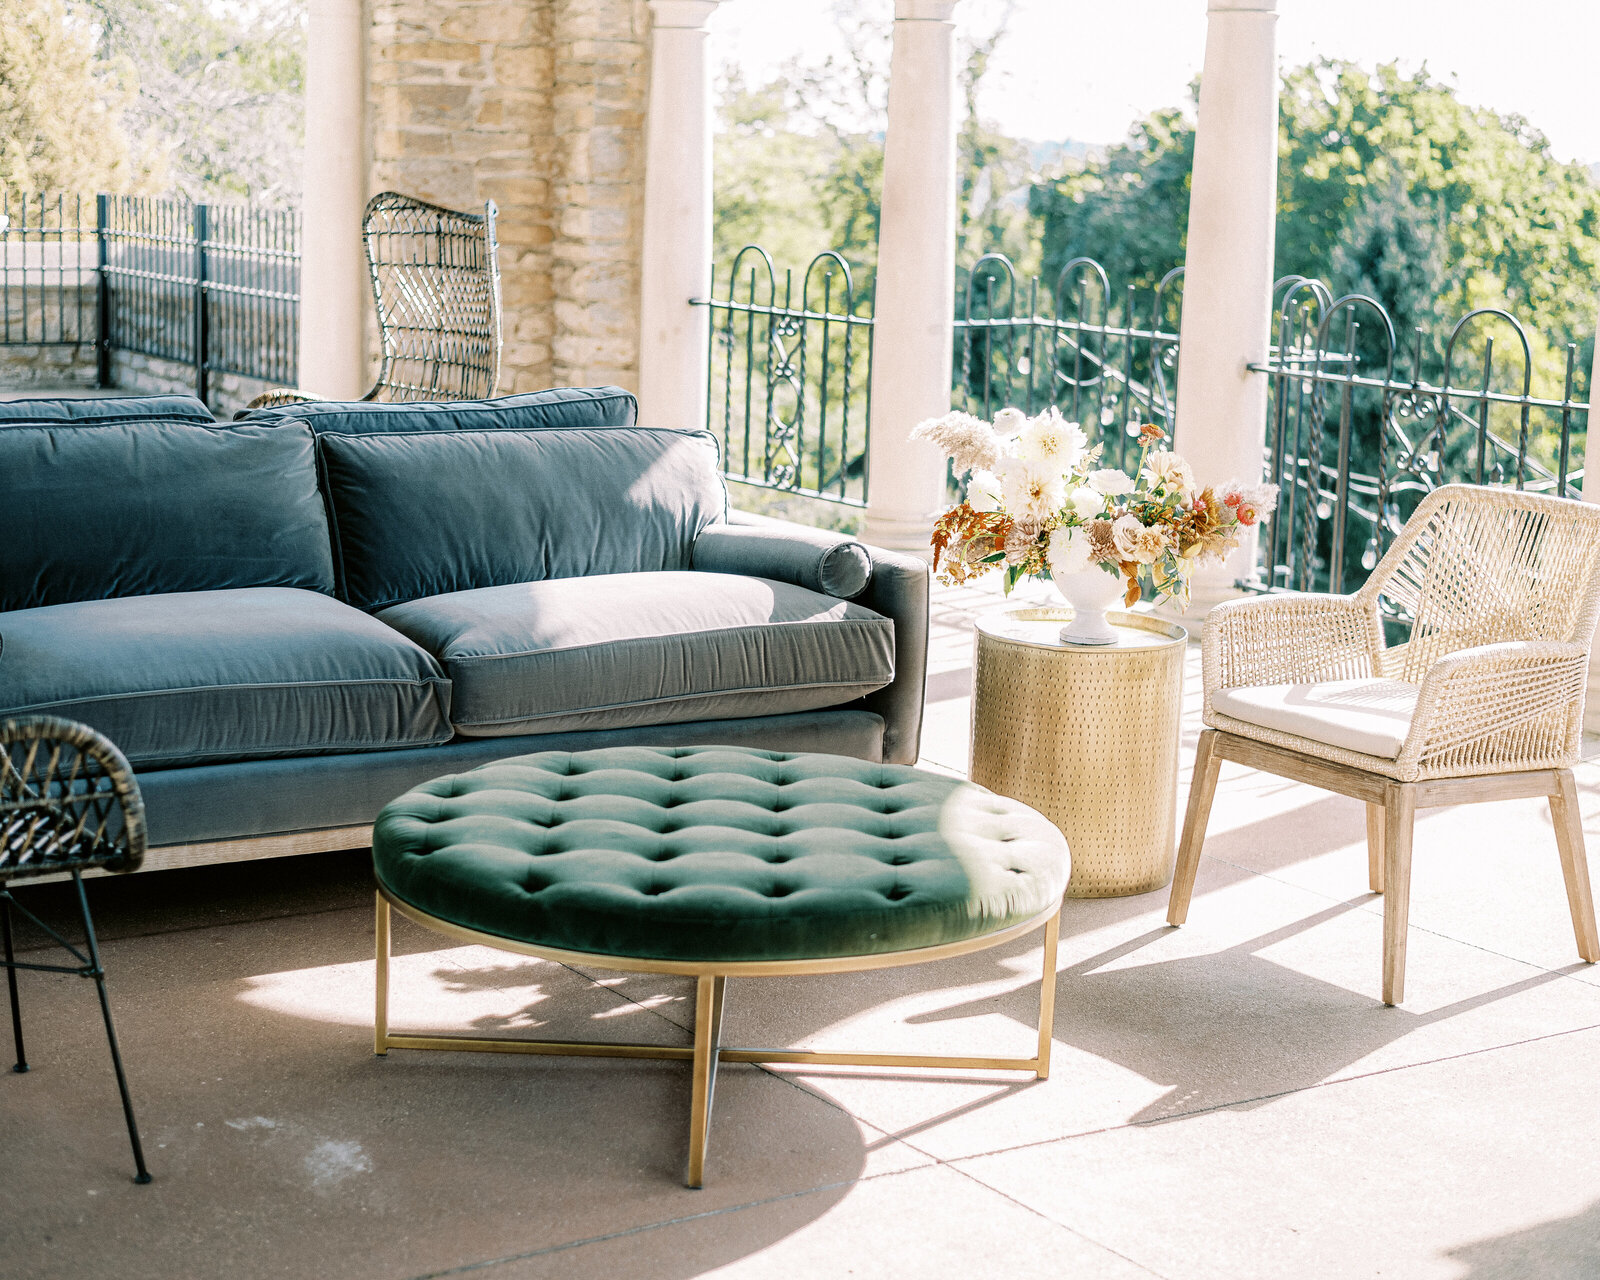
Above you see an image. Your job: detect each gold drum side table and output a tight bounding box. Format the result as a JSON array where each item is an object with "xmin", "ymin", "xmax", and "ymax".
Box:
[{"xmin": 970, "ymin": 608, "xmax": 1187, "ymax": 897}]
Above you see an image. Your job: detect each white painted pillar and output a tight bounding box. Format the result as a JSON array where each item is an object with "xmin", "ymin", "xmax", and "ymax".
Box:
[
  {"xmin": 1174, "ymin": 0, "xmax": 1281, "ymax": 618},
  {"xmin": 297, "ymin": 0, "xmax": 369, "ymax": 400},
  {"xmin": 862, "ymin": 0, "xmax": 961, "ymax": 554},
  {"xmin": 638, "ymin": 0, "xmax": 721, "ymax": 427},
  {"xmin": 1580, "ymin": 298, "xmax": 1600, "ymax": 733}
]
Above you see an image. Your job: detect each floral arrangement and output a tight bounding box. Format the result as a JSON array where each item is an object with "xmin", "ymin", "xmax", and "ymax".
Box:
[{"xmin": 912, "ymin": 406, "xmax": 1277, "ymax": 608}]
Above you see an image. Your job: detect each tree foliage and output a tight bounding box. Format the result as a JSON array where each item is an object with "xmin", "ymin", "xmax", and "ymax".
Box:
[
  {"xmin": 1031, "ymin": 60, "xmax": 1600, "ymax": 389},
  {"xmin": 87, "ymin": 0, "xmax": 305, "ymax": 203},
  {"xmin": 713, "ymin": 0, "xmax": 1041, "ymax": 291},
  {"xmin": 0, "ymin": 0, "xmax": 161, "ymax": 202}
]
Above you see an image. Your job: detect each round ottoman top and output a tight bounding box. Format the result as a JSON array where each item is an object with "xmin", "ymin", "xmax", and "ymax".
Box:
[{"xmin": 372, "ymin": 745, "xmax": 1070, "ymax": 967}]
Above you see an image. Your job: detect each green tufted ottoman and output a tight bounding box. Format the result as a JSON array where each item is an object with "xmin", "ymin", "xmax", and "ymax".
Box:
[{"xmin": 371, "ymin": 745, "xmax": 1070, "ymax": 1187}]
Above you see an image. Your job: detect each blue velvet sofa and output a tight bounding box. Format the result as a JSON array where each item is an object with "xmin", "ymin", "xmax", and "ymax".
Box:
[{"xmin": 0, "ymin": 389, "xmax": 929, "ymax": 874}]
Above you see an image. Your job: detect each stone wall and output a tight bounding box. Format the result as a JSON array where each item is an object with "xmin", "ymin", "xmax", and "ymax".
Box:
[{"xmin": 367, "ymin": 0, "xmax": 650, "ymax": 394}]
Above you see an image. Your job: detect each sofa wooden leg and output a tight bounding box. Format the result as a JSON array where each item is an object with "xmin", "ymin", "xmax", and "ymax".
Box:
[
  {"xmin": 1381, "ymin": 786, "xmax": 1416, "ymax": 1006},
  {"xmin": 1550, "ymin": 770, "xmax": 1600, "ymax": 964},
  {"xmin": 1365, "ymin": 802, "xmax": 1385, "ymax": 895},
  {"xmin": 1167, "ymin": 730, "xmax": 1221, "ymax": 927}
]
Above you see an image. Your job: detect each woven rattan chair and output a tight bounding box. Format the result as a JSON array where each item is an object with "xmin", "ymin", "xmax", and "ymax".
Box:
[
  {"xmin": 2, "ymin": 716, "xmax": 152, "ymax": 1182},
  {"xmin": 1167, "ymin": 484, "xmax": 1600, "ymax": 1004},
  {"xmin": 243, "ymin": 191, "xmax": 501, "ymax": 411}
]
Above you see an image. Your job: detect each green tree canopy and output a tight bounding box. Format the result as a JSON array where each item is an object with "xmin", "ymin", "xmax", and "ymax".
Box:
[
  {"xmin": 88, "ymin": 0, "xmax": 305, "ymax": 203},
  {"xmin": 0, "ymin": 0, "xmax": 160, "ymax": 202},
  {"xmin": 713, "ymin": 1, "xmax": 1039, "ymax": 295},
  {"xmin": 1031, "ymin": 60, "xmax": 1600, "ymax": 390}
]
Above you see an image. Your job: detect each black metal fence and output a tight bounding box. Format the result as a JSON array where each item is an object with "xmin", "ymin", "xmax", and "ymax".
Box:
[
  {"xmin": 954, "ymin": 254, "xmax": 1183, "ymax": 474},
  {"xmin": 700, "ymin": 247, "xmax": 874, "ymax": 506},
  {"xmin": 0, "ymin": 192, "xmax": 300, "ymax": 398},
  {"xmin": 1258, "ymin": 282, "xmax": 1590, "ymax": 599},
  {"xmin": 1, "ymin": 193, "xmax": 97, "ymax": 346}
]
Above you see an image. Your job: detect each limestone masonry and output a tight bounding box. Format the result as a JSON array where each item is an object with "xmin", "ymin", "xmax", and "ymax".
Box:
[{"xmin": 368, "ymin": 0, "xmax": 651, "ymax": 393}]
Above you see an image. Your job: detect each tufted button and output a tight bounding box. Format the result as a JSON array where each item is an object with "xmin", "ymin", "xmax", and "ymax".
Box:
[{"xmin": 885, "ymin": 886, "xmax": 911, "ymax": 901}]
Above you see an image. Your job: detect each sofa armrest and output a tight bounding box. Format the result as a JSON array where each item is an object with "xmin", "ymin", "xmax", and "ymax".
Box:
[
  {"xmin": 692, "ymin": 522, "xmax": 871, "ymax": 599},
  {"xmin": 701, "ymin": 514, "xmax": 930, "ymax": 766},
  {"xmin": 854, "ymin": 545, "xmax": 931, "ymax": 765}
]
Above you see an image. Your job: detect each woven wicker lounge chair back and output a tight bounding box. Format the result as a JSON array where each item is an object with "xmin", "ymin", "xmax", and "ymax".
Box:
[
  {"xmin": 240, "ymin": 193, "xmax": 502, "ymax": 413},
  {"xmin": 1360, "ymin": 484, "xmax": 1600, "ymax": 683},
  {"xmin": 363, "ymin": 192, "xmax": 502, "ymax": 403}
]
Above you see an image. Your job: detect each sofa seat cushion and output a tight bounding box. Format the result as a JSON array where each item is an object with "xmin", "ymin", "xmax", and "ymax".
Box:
[
  {"xmin": 0, "ymin": 588, "xmax": 453, "ymax": 769},
  {"xmin": 1211, "ymin": 678, "xmax": 1420, "ymax": 759},
  {"xmin": 377, "ymin": 571, "xmax": 895, "ymax": 738}
]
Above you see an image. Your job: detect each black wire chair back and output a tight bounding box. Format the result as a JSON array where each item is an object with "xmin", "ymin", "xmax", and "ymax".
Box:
[
  {"xmin": 1, "ymin": 716, "xmax": 153, "ymax": 1183},
  {"xmin": 363, "ymin": 191, "xmax": 503, "ymax": 403},
  {"xmin": 2, "ymin": 717, "xmax": 145, "ymax": 884}
]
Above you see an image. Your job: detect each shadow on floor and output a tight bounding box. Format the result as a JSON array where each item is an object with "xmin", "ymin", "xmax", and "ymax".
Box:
[{"xmin": 1446, "ymin": 1197, "xmax": 1600, "ymax": 1279}]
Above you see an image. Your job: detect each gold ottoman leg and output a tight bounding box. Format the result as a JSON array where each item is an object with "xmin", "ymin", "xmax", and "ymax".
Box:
[
  {"xmin": 374, "ymin": 893, "xmax": 391, "ymax": 1056},
  {"xmin": 1035, "ymin": 909, "xmax": 1061, "ymax": 1079},
  {"xmin": 686, "ymin": 974, "xmax": 727, "ymax": 1188}
]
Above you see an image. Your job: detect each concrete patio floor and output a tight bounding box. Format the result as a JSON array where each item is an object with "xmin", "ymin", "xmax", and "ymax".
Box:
[{"xmin": 4, "ymin": 578, "xmax": 1600, "ymax": 1279}]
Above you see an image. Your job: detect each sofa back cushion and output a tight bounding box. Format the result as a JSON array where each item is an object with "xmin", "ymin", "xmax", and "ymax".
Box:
[
  {"xmin": 0, "ymin": 393, "xmax": 215, "ymax": 427},
  {"xmin": 0, "ymin": 422, "xmax": 335, "ymax": 611},
  {"xmin": 319, "ymin": 425, "xmax": 726, "ymax": 611},
  {"xmin": 240, "ymin": 386, "xmax": 637, "ymax": 435}
]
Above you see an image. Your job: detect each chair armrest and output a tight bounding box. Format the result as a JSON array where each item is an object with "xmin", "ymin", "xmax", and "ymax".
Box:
[
  {"xmin": 692, "ymin": 522, "xmax": 871, "ymax": 599},
  {"xmin": 1203, "ymin": 592, "xmax": 1383, "ymax": 708},
  {"xmin": 1400, "ymin": 640, "xmax": 1590, "ymax": 774}
]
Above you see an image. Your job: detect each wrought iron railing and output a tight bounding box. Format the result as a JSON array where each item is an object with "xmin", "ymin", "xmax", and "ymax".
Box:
[
  {"xmin": 698, "ymin": 246, "xmax": 874, "ymax": 506},
  {"xmin": 1256, "ymin": 281, "xmax": 1589, "ymax": 599},
  {"xmin": 953, "ymin": 254, "xmax": 1184, "ymax": 473},
  {"xmin": 0, "ymin": 192, "xmax": 300, "ymax": 399},
  {"xmin": 100, "ymin": 197, "xmax": 300, "ymax": 397},
  {"xmin": 0, "ymin": 193, "xmax": 97, "ymax": 346}
]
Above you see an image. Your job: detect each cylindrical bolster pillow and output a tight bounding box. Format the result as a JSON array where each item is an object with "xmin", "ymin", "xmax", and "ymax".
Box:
[{"xmin": 692, "ymin": 523, "xmax": 873, "ymax": 599}]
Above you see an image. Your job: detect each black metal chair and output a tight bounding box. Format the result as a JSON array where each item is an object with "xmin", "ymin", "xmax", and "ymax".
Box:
[
  {"xmin": 1, "ymin": 716, "xmax": 152, "ymax": 1183},
  {"xmin": 244, "ymin": 191, "xmax": 502, "ymax": 411}
]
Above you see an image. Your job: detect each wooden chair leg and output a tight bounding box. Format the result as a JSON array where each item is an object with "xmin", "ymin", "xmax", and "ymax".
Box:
[
  {"xmin": 1365, "ymin": 802, "xmax": 1385, "ymax": 895},
  {"xmin": 1549, "ymin": 769, "xmax": 1600, "ymax": 963},
  {"xmin": 1381, "ymin": 785, "xmax": 1417, "ymax": 1006},
  {"xmin": 1167, "ymin": 730, "xmax": 1222, "ymax": 927}
]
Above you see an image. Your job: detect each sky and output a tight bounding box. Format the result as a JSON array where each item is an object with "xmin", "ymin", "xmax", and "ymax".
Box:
[{"xmin": 710, "ymin": 0, "xmax": 1600, "ymax": 165}]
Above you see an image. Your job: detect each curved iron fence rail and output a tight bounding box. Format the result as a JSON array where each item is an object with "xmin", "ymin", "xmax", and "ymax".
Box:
[
  {"xmin": 953, "ymin": 254, "xmax": 1183, "ymax": 474},
  {"xmin": 1256, "ymin": 284, "xmax": 1589, "ymax": 603},
  {"xmin": 697, "ymin": 247, "xmax": 874, "ymax": 506}
]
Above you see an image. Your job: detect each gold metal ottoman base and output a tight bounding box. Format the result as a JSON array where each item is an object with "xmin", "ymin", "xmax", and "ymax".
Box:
[{"xmin": 375, "ymin": 890, "xmax": 1062, "ymax": 1188}]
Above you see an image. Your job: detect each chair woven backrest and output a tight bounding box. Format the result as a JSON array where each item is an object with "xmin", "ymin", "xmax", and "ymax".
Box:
[
  {"xmin": 1364, "ymin": 485, "xmax": 1600, "ymax": 682},
  {"xmin": 362, "ymin": 192, "xmax": 502, "ymax": 403},
  {"xmin": 1, "ymin": 718, "xmax": 145, "ymax": 883}
]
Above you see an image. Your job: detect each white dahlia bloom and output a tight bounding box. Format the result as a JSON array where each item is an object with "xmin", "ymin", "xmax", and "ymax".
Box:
[
  {"xmin": 1087, "ymin": 467, "xmax": 1136, "ymax": 497},
  {"xmin": 997, "ymin": 457, "xmax": 1067, "ymax": 525},
  {"xmin": 1047, "ymin": 524, "xmax": 1092, "ymax": 580},
  {"xmin": 1015, "ymin": 408, "xmax": 1087, "ymax": 476}
]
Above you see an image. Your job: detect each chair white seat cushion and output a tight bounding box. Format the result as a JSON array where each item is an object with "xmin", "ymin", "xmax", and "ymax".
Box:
[{"xmin": 1212, "ymin": 678, "xmax": 1420, "ymax": 759}]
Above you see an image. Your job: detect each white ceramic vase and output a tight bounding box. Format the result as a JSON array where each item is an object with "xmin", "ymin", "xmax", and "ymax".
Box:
[{"xmin": 1054, "ymin": 567, "xmax": 1124, "ymax": 645}]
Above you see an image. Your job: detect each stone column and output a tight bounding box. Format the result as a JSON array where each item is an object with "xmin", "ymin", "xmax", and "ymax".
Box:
[
  {"xmin": 297, "ymin": 0, "xmax": 370, "ymax": 400},
  {"xmin": 637, "ymin": 0, "xmax": 721, "ymax": 427},
  {"xmin": 862, "ymin": 0, "xmax": 961, "ymax": 554},
  {"xmin": 1174, "ymin": 0, "xmax": 1281, "ymax": 618}
]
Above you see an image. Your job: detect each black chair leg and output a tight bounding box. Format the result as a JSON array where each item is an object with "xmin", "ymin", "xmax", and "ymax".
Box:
[
  {"xmin": 72, "ymin": 873, "xmax": 151, "ymax": 1184},
  {"xmin": 2, "ymin": 894, "xmax": 26, "ymax": 1073}
]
